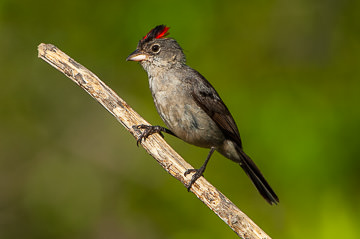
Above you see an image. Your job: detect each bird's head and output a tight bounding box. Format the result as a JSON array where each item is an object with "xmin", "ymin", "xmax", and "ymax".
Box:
[{"xmin": 127, "ymin": 25, "xmax": 185, "ymax": 70}]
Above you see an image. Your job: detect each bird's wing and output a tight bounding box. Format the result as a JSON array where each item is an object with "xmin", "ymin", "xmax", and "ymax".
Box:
[
  {"xmin": 188, "ymin": 71, "xmax": 243, "ymax": 147},
  {"xmin": 188, "ymin": 71, "xmax": 279, "ymax": 205}
]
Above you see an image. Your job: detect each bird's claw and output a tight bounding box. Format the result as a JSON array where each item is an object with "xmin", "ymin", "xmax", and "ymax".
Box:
[
  {"xmin": 134, "ymin": 124, "xmax": 164, "ymax": 146},
  {"xmin": 184, "ymin": 168, "xmax": 204, "ymax": 192}
]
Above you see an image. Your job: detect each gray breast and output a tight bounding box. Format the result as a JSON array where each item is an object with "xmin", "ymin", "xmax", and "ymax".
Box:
[{"xmin": 150, "ymin": 76, "xmax": 225, "ymax": 148}]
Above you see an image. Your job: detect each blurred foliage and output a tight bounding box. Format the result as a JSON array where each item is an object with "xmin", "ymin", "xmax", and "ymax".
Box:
[{"xmin": 1, "ymin": 0, "xmax": 360, "ymax": 238}]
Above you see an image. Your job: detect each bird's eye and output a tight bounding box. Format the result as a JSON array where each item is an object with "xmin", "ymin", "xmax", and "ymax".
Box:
[{"xmin": 151, "ymin": 44, "xmax": 160, "ymax": 53}]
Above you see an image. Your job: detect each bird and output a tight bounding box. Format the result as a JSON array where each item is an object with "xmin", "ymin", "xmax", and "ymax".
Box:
[{"xmin": 126, "ymin": 25, "xmax": 279, "ymax": 205}]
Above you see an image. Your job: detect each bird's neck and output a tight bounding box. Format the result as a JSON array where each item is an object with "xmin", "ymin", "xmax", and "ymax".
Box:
[{"xmin": 141, "ymin": 61, "xmax": 185, "ymax": 78}]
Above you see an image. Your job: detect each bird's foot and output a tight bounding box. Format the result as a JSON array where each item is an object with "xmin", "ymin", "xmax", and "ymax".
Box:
[
  {"xmin": 133, "ymin": 124, "xmax": 165, "ymax": 146},
  {"xmin": 184, "ymin": 167, "xmax": 205, "ymax": 192}
]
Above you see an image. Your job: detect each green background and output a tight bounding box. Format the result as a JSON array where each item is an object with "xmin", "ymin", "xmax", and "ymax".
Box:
[{"xmin": 1, "ymin": 0, "xmax": 359, "ymax": 238}]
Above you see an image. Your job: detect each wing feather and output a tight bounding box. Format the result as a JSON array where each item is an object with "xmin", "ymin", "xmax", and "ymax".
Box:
[{"xmin": 188, "ymin": 71, "xmax": 243, "ymax": 147}]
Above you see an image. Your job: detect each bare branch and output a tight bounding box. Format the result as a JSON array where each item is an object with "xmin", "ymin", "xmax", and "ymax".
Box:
[{"xmin": 37, "ymin": 43, "xmax": 272, "ymax": 239}]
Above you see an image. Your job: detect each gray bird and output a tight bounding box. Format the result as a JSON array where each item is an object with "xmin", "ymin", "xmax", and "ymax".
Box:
[{"xmin": 127, "ymin": 25, "xmax": 279, "ymax": 205}]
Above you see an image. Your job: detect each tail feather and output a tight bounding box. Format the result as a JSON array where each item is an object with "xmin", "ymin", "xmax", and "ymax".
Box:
[{"xmin": 237, "ymin": 148, "xmax": 279, "ymax": 205}]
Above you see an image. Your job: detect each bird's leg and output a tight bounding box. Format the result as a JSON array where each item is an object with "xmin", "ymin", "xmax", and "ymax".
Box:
[
  {"xmin": 184, "ymin": 147, "xmax": 216, "ymax": 191},
  {"xmin": 133, "ymin": 124, "xmax": 176, "ymax": 146}
]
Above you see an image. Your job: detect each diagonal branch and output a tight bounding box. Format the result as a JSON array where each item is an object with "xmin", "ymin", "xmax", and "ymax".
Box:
[{"xmin": 37, "ymin": 43, "xmax": 272, "ymax": 239}]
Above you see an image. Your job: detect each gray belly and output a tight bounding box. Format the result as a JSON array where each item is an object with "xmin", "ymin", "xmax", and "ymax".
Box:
[{"xmin": 153, "ymin": 91, "xmax": 225, "ymax": 148}]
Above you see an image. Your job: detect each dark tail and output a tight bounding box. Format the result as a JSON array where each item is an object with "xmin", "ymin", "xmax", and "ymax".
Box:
[{"xmin": 237, "ymin": 148, "xmax": 279, "ymax": 205}]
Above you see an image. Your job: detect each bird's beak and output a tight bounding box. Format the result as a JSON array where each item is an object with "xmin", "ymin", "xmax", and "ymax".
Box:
[{"xmin": 126, "ymin": 49, "xmax": 149, "ymax": 62}]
